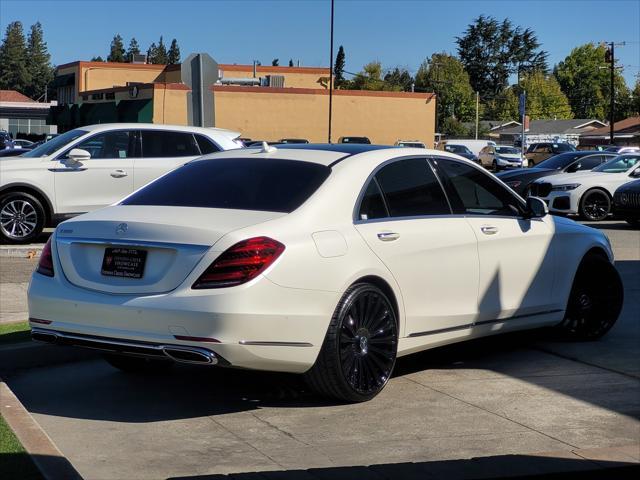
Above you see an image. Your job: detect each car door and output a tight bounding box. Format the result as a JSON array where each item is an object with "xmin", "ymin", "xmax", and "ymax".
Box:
[
  {"xmin": 53, "ymin": 129, "xmax": 136, "ymax": 214},
  {"xmin": 134, "ymin": 130, "xmax": 204, "ymax": 190},
  {"xmin": 354, "ymin": 157, "xmax": 480, "ymax": 336},
  {"xmin": 434, "ymin": 157, "xmax": 556, "ymax": 321}
]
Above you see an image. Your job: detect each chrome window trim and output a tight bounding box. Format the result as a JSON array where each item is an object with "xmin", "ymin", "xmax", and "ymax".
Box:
[{"xmin": 55, "ymin": 236, "xmax": 210, "ymax": 252}]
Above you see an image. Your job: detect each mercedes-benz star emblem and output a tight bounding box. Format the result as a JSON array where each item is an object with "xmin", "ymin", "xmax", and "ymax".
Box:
[{"xmin": 115, "ymin": 223, "xmax": 128, "ymax": 235}]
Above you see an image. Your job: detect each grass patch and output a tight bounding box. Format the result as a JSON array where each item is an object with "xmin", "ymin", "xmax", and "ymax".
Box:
[
  {"xmin": 0, "ymin": 414, "xmax": 42, "ymax": 479},
  {"xmin": 0, "ymin": 321, "xmax": 31, "ymax": 345}
]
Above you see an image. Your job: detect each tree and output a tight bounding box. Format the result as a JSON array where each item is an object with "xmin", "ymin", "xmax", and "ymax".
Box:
[
  {"xmin": 351, "ymin": 61, "xmax": 385, "ymax": 90},
  {"xmin": 555, "ymin": 43, "xmax": 631, "ymax": 121},
  {"xmin": 148, "ymin": 36, "xmax": 168, "ymax": 64},
  {"xmin": 334, "ymin": 45, "xmax": 346, "ymax": 88},
  {"xmin": 383, "ymin": 67, "xmax": 413, "ymax": 92},
  {"xmin": 126, "ymin": 37, "xmax": 141, "ymax": 60},
  {"xmin": 271, "ymin": 58, "xmax": 279, "ymax": 66},
  {"xmin": 107, "ymin": 34, "xmax": 125, "ymax": 62},
  {"xmin": 0, "ymin": 21, "xmax": 30, "ymax": 93},
  {"xmin": 519, "ymin": 71, "xmax": 572, "ymax": 119},
  {"xmin": 484, "ymin": 88, "xmax": 519, "ymax": 121},
  {"xmin": 414, "ymin": 53, "xmax": 476, "ymax": 126},
  {"xmin": 288, "ymin": 59, "xmax": 294, "ymax": 67},
  {"xmin": 90, "ymin": 56, "xmax": 105, "ymax": 62},
  {"xmin": 632, "ymin": 80, "xmax": 640, "ymax": 116},
  {"xmin": 25, "ymin": 22, "xmax": 52, "ymax": 99},
  {"xmin": 441, "ymin": 117, "xmax": 468, "ymax": 137},
  {"xmin": 167, "ymin": 38, "xmax": 180, "ymax": 64},
  {"xmin": 456, "ymin": 15, "xmax": 548, "ymax": 98}
]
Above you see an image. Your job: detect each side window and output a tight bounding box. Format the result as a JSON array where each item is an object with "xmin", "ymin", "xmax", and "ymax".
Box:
[
  {"xmin": 141, "ymin": 131, "xmax": 200, "ymax": 158},
  {"xmin": 69, "ymin": 130, "xmax": 134, "ymax": 159},
  {"xmin": 195, "ymin": 135, "xmax": 220, "ymax": 155},
  {"xmin": 358, "ymin": 179, "xmax": 388, "ymax": 220},
  {"xmin": 575, "ymin": 155, "xmax": 604, "ymax": 171},
  {"xmin": 374, "ymin": 158, "xmax": 450, "ymax": 217},
  {"xmin": 435, "ymin": 159, "xmax": 522, "ymax": 217}
]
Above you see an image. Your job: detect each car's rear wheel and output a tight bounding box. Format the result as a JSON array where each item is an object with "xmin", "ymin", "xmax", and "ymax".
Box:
[
  {"xmin": 557, "ymin": 254, "xmax": 623, "ymax": 340},
  {"xmin": 104, "ymin": 353, "xmax": 173, "ymax": 373},
  {"xmin": 0, "ymin": 192, "xmax": 45, "ymax": 244},
  {"xmin": 492, "ymin": 159, "xmax": 498, "ymax": 172},
  {"xmin": 579, "ymin": 188, "xmax": 611, "ymax": 221},
  {"xmin": 304, "ymin": 283, "xmax": 398, "ymax": 402}
]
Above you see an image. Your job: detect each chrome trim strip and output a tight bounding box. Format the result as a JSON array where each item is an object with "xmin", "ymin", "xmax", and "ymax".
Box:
[
  {"xmin": 407, "ymin": 309, "xmax": 563, "ymax": 338},
  {"xmin": 48, "ymin": 168, "xmax": 88, "ymax": 172},
  {"xmin": 239, "ymin": 340, "xmax": 314, "ymax": 347},
  {"xmin": 55, "ymin": 236, "xmax": 210, "ymax": 252}
]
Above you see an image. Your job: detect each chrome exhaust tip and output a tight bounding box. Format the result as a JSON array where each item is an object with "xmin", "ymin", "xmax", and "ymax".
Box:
[
  {"xmin": 162, "ymin": 346, "xmax": 218, "ymax": 365},
  {"xmin": 31, "ymin": 330, "xmax": 58, "ymax": 344}
]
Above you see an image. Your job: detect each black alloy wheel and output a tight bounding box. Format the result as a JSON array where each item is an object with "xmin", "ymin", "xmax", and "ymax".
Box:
[
  {"xmin": 579, "ymin": 189, "xmax": 611, "ymax": 221},
  {"xmin": 557, "ymin": 254, "xmax": 623, "ymax": 340},
  {"xmin": 305, "ymin": 283, "xmax": 398, "ymax": 402}
]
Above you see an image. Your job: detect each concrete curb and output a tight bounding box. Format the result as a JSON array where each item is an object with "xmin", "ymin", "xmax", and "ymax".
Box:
[
  {"xmin": 0, "ymin": 244, "xmax": 43, "ymax": 258},
  {"xmin": 0, "ymin": 341, "xmax": 98, "ymax": 374},
  {"xmin": 0, "ymin": 379, "xmax": 83, "ymax": 480}
]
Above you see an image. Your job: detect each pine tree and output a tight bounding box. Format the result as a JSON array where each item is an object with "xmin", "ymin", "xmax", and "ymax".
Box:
[
  {"xmin": 146, "ymin": 43, "xmax": 156, "ymax": 63},
  {"xmin": 152, "ymin": 36, "xmax": 168, "ymax": 64},
  {"xmin": 272, "ymin": 58, "xmax": 279, "ymax": 66},
  {"xmin": 0, "ymin": 21, "xmax": 31, "ymax": 93},
  {"xmin": 126, "ymin": 37, "xmax": 140, "ymax": 61},
  {"xmin": 107, "ymin": 34, "xmax": 125, "ymax": 62},
  {"xmin": 167, "ymin": 38, "xmax": 180, "ymax": 64},
  {"xmin": 288, "ymin": 59, "xmax": 294, "ymax": 67},
  {"xmin": 90, "ymin": 56, "xmax": 105, "ymax": 62},
  {"xmin": 25, "ymin": 22, "xmax": 52, "ymax": 99},
  {"xmin": 334, "ymin": 46, "xmax": 346, "ymax": 88}
]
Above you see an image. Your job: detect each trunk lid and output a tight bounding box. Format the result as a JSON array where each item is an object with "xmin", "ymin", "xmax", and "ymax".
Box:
[{"xmin": 55, "ymin": 205, "xmax": 284, "ymax": 294}]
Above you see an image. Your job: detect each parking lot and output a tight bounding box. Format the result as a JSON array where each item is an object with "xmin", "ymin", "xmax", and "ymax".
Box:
[{"xmin": 0, "ymin": 220, "xmax": 637, "ymax": 479}]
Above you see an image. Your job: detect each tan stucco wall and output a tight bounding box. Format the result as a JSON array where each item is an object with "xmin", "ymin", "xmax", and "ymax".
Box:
[
  {"xmin": 213, "ymin": 88, "xmax": 435, "ymax": 146},
  {"xmin": 152, "ymin": 86, "xmax": 189, "ymax": 125},
  {"xmin": 79, "ymin": 64, "xmax": 164, "ymax": 92}
]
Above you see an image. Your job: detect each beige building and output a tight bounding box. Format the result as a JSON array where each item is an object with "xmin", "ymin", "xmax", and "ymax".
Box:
[{"xmin": 51, "ymin": 58, "xmax": 436, "ymax": 146}]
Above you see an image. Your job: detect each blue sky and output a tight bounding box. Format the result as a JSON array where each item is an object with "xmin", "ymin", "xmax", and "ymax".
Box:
[{"xmin": 1, "ymin": 0, "xmax": 639, "ymax": 86}]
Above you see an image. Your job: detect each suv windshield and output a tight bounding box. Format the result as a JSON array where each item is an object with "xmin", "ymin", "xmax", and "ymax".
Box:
[
  {"xmin": 592, "ymin": 154, "xmax": 640, "ymax": 173},
  {"xmin": 495, "ymin": 146, "xmax": 519, "ymax": 155},
  {"xmin": 122, "ymin": 158, "xmax": 331, "ymax": 213},
  {"xmin": 21, "ymin": 129, "xmax": 88, "ymax": 158},
  {"xmin": 445, "ymin": 145, "xmax": 471, "ymax": 154},
  {"xmin": 554, "ymin": 143, "xmax": 575, "ymax": 152}
]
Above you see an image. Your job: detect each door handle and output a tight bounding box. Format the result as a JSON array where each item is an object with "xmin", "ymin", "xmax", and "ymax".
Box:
[
  {"xmin": 110, "ymin": 169, "xmax": 128, "ymax": 178},
  {"xmin": 377, "ymin": 232, "xmax": 400, "ymax": 241},
  {"xmin": 480, "ymin": 226, "xmax": 498, "ymax": 235}
]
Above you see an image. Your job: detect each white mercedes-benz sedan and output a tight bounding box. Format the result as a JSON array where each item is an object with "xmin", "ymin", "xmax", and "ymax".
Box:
[
  {"xmin": 28, "ymin": 144, "xmax": 623, "ymax": 402},
  {"xmin": 529, "ymin": 153, "xmax": 640, "ymax": 221}
]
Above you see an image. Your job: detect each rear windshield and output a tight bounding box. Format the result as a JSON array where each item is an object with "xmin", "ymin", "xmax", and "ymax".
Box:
[
  {"xmin": 122, "ymin": 157, "xmax": 331, "ymax": 213},
  {"xmin": 536, "ymin": 152, "xmax": 584, "ymax": 170}
]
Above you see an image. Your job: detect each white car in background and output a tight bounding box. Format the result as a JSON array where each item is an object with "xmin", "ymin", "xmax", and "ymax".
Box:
[
  {"xmin": 0, "ymin": 123, "xmax": 243, "ymax": 243},
  {"xmin": 478, "ymin": 145, "xmax": 527, "ymax": 171},
  {"xmin": 529, "ymin": 154, "xmax": 640, "ymax": 221},
  {"xmin": 29, "ymin": 144, "xmax": 622, "ymax": 402}
]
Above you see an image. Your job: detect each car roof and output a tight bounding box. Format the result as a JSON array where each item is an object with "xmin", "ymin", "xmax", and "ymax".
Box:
[{"xmin": 76, "ymin": 123, "xmax": 240, "ymax": 139}]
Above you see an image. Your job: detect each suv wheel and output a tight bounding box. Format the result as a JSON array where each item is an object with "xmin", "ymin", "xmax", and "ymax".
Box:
[
  {"xmin": 556, "ymin": 254, "xmax": 623, "ymax": 340},
  {"xmin": 579, "ymin": 189, "xmax": 611, "ymax": 221},
  {"xmin": 304, "ymin": 283, "xmax": 398, "ymax": 402},
  {"xmin": 0, "ymin": 192, "xmax": 46, "ymax": 244}
]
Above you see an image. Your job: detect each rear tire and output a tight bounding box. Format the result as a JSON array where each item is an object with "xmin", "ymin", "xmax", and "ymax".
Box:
[
  {"xmin": 556, "ymin": 254, "xmax": 623, "ymax": 340},
  {"xmin": 492, "ymin": 159, "xmax": 499, "ymax": 172},
  {"xmin": 304, "ymin": 283, "xmax": 398, "ymax": 402},
  {"xmin": 104, "ymin": 353, "xmax": 173, "ymax": 373},
  {"xmin": 579, "ymin": 188, "xmax": 611, "ymax": 221},
  {"xmin": 0, "ymin": 191, "xmax": 46, "ymax": 244}
]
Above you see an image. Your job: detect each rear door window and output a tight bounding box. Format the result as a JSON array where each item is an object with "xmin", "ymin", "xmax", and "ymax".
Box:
[
  {"xmin": 358, "ymin": 180, "xmax": 388, "ymax": 220},
  {"xmin": 374, "ymin": 158, "xmax": 451, "ymax": 217},
  {"xmin": 195, "ymin": 135, "xmax": 220, "ymax": 155},
  {"xmin": 140, "ymin": 130, "xmax": 200, "ymax": 158},
  {"xmin": 122, "ymin": 158, "xmax": 330, "ymax": 213}
]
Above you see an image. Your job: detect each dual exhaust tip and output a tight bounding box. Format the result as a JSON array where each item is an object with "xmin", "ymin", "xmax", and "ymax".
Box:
[{"xmin": 31, "ymin": 330, "xmax": 218, "ymax": 366}]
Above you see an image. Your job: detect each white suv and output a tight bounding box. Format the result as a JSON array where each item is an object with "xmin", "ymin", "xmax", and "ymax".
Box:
[{"xmin": 0, "ymin": 123, "xmax": 242, "ymax": 243}]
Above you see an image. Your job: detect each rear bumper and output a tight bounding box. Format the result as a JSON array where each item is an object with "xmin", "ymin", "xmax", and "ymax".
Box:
[{"xmin": 28, "ymin": 269, "xmax": 340, "ymax": 373}]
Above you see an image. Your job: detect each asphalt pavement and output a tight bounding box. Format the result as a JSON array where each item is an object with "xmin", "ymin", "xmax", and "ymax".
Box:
[{"xmin": 1, "ymin": 220, "xmax": 639, "ymax": 479}]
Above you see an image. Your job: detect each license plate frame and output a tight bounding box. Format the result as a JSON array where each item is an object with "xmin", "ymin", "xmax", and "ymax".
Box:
[{"xmin": 101, "ymin": 247, "xmax": 147, "ymax": 279}]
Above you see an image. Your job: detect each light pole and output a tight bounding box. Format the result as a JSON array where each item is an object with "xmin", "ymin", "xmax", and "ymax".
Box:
[{"xmin": 328, "ymin": 0, "xmax": 334, "ymax": 143}]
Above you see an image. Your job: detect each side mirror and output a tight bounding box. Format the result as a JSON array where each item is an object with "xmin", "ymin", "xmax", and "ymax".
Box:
[
  {"xmin": 525, "ymin": 196, "xmax": 548, "ymax": 218},
  {"xmin": 66, "ymin": 148, "xmax": 91, "ymax": 164},
  {"xmin": 631, "ymin": 169, "xmax": 640, "ymax": 178}
]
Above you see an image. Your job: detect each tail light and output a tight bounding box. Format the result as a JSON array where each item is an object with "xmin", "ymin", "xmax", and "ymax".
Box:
[
  {"xmin": 192, "ymin": 236, "xmax": 284, "ymax": 289},
  {"xmin": 37, "ymin": 237, "xmax": 54, "ymax": 277}
]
